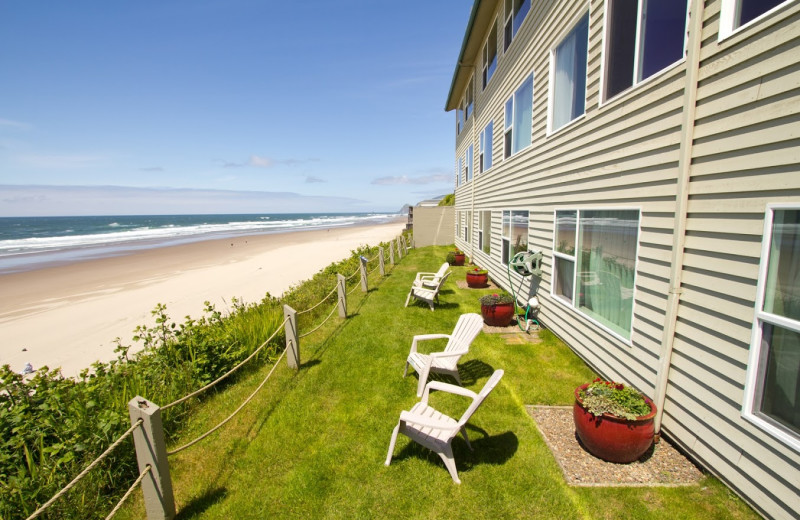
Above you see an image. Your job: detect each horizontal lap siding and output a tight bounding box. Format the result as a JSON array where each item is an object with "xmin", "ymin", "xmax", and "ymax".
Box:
[
  {"xmin": 659, "ymin": 1, "xmax": 800, "ymax": 519},
  {"xmin": 453, "ymin": 1, "xmax": 800, "ymax": 517}
]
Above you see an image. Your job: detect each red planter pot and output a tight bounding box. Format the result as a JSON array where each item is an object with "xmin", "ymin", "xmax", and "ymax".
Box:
[
  {"xmin": 481, "ymin": 302, "xmax": 515, "ymax": 326},
  {"xmin": 466, "ymin": 272, "xmax": 488, "ymax": 288},
  {"xmin": 573, "ymin": 384, "xmax": 657, "ymax": 463},
  {"xmin": 453, "ymin": 253, "xmax": 465, "ymax": 266}
]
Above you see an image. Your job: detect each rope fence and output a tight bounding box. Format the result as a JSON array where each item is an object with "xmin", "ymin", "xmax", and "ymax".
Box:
[
  {"xmin": 299, "ymin": 300, "xmax": 340, "ymax": 339},
  {"xmin": 104, "ymin": 465, "xmax": 151, "ymax": 520},
  {"xmin": 162, "ymin": 318, "xmax": 288, "ymax": 411},
  {"xmin": 26, "ymin": 236, "xmax": 408, "ymax": 520},
  {"xmin": 167, "ymin": 348, "xmax": 287, "ymax": 456},
  {"xmin": 25, "ymin": 419, "xmax": 144, "ymax": 520}
]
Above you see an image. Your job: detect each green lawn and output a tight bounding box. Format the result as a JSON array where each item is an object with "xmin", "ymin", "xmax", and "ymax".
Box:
[{"xmin": 119, "ymin": 246, "xmax": 757, "ymax": 520}]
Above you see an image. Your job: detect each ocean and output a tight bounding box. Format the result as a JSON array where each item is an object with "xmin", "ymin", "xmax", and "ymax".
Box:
[{"xmin": 0, "ymin": 213, "xmax": 401, "ymax": 274}]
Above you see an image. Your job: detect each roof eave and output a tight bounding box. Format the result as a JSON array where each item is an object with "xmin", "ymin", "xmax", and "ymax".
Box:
[{"xmin": 444, "ymin": 0, "xmax": 495, "ymax": 112}]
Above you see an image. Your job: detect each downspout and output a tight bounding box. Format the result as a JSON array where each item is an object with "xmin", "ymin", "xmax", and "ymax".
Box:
[
  {"xmin": 470, "ymin": 72, "xmax": 477, "ymax": 262},
  {"xmin": 653, "ymin": 0, "xmax": 704, "ymax": 439}
]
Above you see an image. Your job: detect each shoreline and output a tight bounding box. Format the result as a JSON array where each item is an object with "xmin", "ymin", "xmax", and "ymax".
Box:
[{"xmin": 0, "ymin": 221, "xmax": 406, "ymax": 377}]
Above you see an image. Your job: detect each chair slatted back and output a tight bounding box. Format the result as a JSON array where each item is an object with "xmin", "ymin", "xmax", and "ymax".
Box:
[
  {"xmin": 444, "ymin": 313, "xmax": 483, "ymax": 354},
  {"xmin": 457, "ymin": 369, "xmax": 504, "ymax": 429}
]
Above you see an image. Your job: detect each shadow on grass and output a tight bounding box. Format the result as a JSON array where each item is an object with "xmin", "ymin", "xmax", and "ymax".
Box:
[
  {"xmin": 175, "ymin": 486, "xmax": 228, "ymax": 519},
  {"xmin": 393, "ymin": 430, "xmax": 519, "ymax": 476},
  {"xmin": 457, "ymin": 359, "xmax": 495, "ymax": 386}
]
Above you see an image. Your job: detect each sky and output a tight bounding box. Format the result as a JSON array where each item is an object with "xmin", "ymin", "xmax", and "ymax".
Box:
[{"xmin": 0, "ymin": 0, "xmax": 472, "ymax": 216}]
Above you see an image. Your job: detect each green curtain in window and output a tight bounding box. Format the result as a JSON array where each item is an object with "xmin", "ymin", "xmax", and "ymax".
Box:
[{"xmin": 576, "ymin": 210, "xmax": 638, "ymax": 338}]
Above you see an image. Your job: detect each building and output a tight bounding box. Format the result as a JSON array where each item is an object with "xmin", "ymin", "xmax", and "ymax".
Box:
[{"xmin": 445, "ymin": 1, "xmax": 800, "ymax": 518}]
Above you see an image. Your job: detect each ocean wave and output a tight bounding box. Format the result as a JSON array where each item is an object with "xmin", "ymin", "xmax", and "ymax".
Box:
[{"xmin": 0, "ymin": 213, "xmax": 398, "ymax": 257}]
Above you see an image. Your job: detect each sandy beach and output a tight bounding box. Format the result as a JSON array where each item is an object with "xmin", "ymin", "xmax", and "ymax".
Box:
[{"xmin": 0, "ymin": 221, "xmax": 406, "ymax": 377}]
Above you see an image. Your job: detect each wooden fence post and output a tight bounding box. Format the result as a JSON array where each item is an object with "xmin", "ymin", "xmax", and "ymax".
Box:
[
  {"xmin": 359, "ymin": 256, "xmax": 368, "ymax": 292},
  {"xmin": 128, "ymin": 397, "xmax": 176, "ymax": 520},
  {"xmin": 396, "ymin": 238, "xmax": 402, "ymax": 259},
  {"xmin": 389, "ymin": 243, "xmax": 395, "ymax": 265},
  {"xmin": 283, "ymin": 305, "xmax": 299, "ymax": 369},
  {"xmin": 378, "ymin": 247, "xmax": 385, "ymax": 276},
  {"xmin": 337, "ymin": 273, "xmax": 347, "ymax": 318}
]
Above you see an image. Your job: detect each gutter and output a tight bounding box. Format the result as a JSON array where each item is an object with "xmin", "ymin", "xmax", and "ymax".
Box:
[
  {"xmin": 653, "ymin": 0, "xmax": 704, "ymax": 438},
  {"xmin": 445, "ymin": 0, "xmax": 483, "ymax": 111}
]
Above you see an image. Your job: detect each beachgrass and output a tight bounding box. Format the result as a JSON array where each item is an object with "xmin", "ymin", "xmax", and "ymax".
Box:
[{"xmin": 114, "ymin": 245, "xmax": 758, "ymax": 520}]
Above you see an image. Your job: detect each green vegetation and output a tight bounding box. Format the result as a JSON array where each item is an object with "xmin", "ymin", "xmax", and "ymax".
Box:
[
  {"xmin": 0, "ymin": 243, "xmax": 385, "ymax": 519},
  {"xmin": 438, "ymin": 193, "xmax": 455, "ymax": 206},
  {"xmin": 110, "ymin": 246, "xmax": 754, "ymax": 520}
]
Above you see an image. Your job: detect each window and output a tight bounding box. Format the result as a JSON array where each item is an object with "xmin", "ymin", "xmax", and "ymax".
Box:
[
  {"xmin": 550, "ymin": 12, "xmax": 589, "ymax": 132},
  {"xmin": 504, "ymin": 73, "xmax": 534, "ymax": 159},
  {"xmin": 456, "ymin": 156, "xmax": 463, "ymax": 187},
  {"xmin": 463, "ymin": 211, "xmax": 472, "ymax": 243},
  {"xmin": 483, "ymin": 20, "xmax": 498, "ymax": 89},
  {"xmin": 553, "ymin": 209, "xmax": 640, "ymax": 340},
  {"xmin": 479, "ymin": 211, "xmax": 492, "ymax": 254},
  {"xmin": 479, "ymin": 121, "xmax": 493, "ymax": 173},
  {"xmin": 744, "ymin": 207, "xmax": 800, "ymax": 450},
  {"xmin": 502, "ymin": 210, "xmax": 529, "ymax": 265},
  {"xmin": 466, "ymin": 145, "xmax": 474, "ymax": 183},
  {"xmin": 720, "ymin": 0, "xmax": 791, "ymax": 39},
  {"xmin": 465, "ymin": 78, "xmax": 474, "ymax": 120},
  {"xmin": 504, "ymin": 0, "xmax": 531, "ymax": 51},
  {"xmin": 457, "ymin": 106, "xmax": 464, "ymax": 135},
  {"xmin": 603, "ymin": 0, "xmax": 689, "ymax": 101}
]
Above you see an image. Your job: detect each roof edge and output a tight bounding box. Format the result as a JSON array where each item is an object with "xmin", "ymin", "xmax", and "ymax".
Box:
[{"xmin": 444, "ymin": 0, "xmax": 482, "ymax": 112}]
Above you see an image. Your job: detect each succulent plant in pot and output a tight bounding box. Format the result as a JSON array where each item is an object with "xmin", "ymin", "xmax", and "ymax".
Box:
[
  {"xmin": 466, "ymin": 267, "xmax": 489, "ymax": 288},
  {"xmin": 573, "ymin": 378, "xmax": 657, "ymax": 463},
  {"xmin": 479, "ymin": 293, "xmax": 515, "ymax": 326}
]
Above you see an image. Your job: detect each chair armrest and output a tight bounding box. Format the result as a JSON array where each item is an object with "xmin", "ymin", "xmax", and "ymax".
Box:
[
  {"xmin": 422, "ymin": 381, "xmax": 478, "ymax": 403},
  {"xmin": 429, "ymin": 349, "xmax": 467, "ymax": 359},
  {"xmin": 399, "ymin": 411, "xmax": 457, "ymax": 431},
  {"xmin": 409, "ymin": 334, "xmax": 451, "ymax": 354}
]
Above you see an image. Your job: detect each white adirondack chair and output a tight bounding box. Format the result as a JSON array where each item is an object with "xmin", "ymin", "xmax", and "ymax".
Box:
[
  {"xmin": 385, "ymin": 369, "xmax": 505, "ymax": 484},
  {"xmin": 412, "ymin": 262, "xmax": 450, "ymax": 289},
  {"xmin": 404, "ymin": 271, "xmax": 451, "ymax": 311},
  {"xmin": 404, "ymin": 313, "xmax": 483, "ymax": 396}
]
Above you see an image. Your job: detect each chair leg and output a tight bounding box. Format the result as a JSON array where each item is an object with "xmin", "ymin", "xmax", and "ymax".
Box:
[
  {"xmin": 405, "ymin": 290, "xmax": 412, "ymax": 307},
  {"xmin": 385, "ymin": 423, "xmax": 401, "ymax": 466},
  {"xmin": 438, "ymin": 445, "xmax": 461, "ymax": 484},
  {"xmin": 403, "ymin": 361, "xmax": 409, "ymax": 378},
  {"xmin": 417, "ymin": 366, "xmax": 430, "ymax": 397},
  {"xmin": 460, "ymin": 426, "xmax": 473, "ymax": 451},
  {"xmin": 452, "ymin": 370, "xmax": 462, "ymax": 386}
]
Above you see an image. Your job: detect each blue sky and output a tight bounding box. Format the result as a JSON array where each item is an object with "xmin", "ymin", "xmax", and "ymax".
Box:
[{"xmin": 0, "ymin": 1, "xmax": 471, "ymax": 216}]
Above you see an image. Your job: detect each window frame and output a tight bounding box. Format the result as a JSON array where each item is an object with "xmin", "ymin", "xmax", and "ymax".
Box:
[
  {"xmin": 547, "ymin": 10, "xmax": 590, "ymax": 135},
  {"xmin": 463, "ymin": 210, "xmax": 472, "ymax": 243},
  {"xmin": 504, "ymin": 73, "xmax": 534, "ymax": 159},
  {"xmin": 719, "ymin": 0, "xmax": 794, "ymax": 40},
  {"xmin": 600, "ymin": 0, "xmax": 690, "ymax": 104},
  {"xmin": 466, "ymin": 144, "xmax": 474, "ymax": 183},
  {"xmin": 465, "ymin": 77, "xmax": 474, "ymax": 120},
  {"xmin": 743, "ymin": 204, "xmax": 800, "ymax": 452},
  {"xmin": 483, "ymin": 18, "xmax": 498, "ymax": 90},
  {"xmin": 501, "ymin": 209, "xmax": 529, "ymax": 266},
  {"xmin": 456, "ymin": 156, "xmax": 463, "ymax": 187},
  {"xmin": 504, "ymin": 0, "xmax": 532, "ymax": 51},
  {"xmin": 551, "ymin": 207, "xmax": 641, "ymax": 343},
  {"xmin": 479, "ymin": 210, "xmax": 492, "ymax": 255},
  {"xmin": 479, "ymin": 121, "xmax": 494, "ymax": 174}
]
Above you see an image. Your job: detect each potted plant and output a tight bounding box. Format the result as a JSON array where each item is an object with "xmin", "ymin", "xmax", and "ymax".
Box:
[
  {"xmin": 466, "ymin": 267, "xmax": 489, "ymax": 288},
  {"xmin": 447, "ymin": 249, "xmax": 466, "ymax": 266},
  {"xmin": 479, "ymin": 293, "xmax": 515, "ymax": 326},
  {"xmin": 573, "ymin": 378, "xmax": 657, "ymax": 463}
]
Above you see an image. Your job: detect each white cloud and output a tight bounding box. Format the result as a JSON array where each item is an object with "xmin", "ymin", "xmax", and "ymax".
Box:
[
  {"xmin": 371, "ymin": 173, "xmax": 450, "ymax": 186},
  {"xmin": 0, "ymin": 185, "xmax": 369, "ymax": 216},
  {"xmin": 0, "ymin": 118, "xmax": 32, "ymax": 130}
]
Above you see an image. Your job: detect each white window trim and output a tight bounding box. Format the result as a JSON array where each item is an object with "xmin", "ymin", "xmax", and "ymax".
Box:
[
  {"xmin": 479, "ymin": 121, "xmax": 494, "ymax": 174},
  {"xmin": 550, "ymin": 207, "xmax": 641, "ymax": 345},
  {"xmin": 466, "ymin": 144, "xmax": 474, "ymax": 183},
  {"xmin": 504, "ymin": 72, "xmax": 535, "ymax": 159},
  {"xmin": 501, "ymin": 209, "xmax": 530, "ymax": 268},
  {"xmin": 719, "ymin": 0, "xmax": 795, "ymax": 41},
  {"xmin": 598, "ymin": 0, "xmax": 691, "ymax": 106},
  {"xmin": 483, "ymin": 17, "xmax": 498, "ymax": 90},
  {"xmin": 743, "ymin": 203, "xmax": 800, "ymax": 453},
  {"xmin": 547, "ymin": 7, "xmax": 591, "ymax": 136}
]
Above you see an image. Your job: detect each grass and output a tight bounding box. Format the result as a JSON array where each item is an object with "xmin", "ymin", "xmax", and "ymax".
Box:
[{"xmin": 117, "ymin": 246, "xmax": 758, "ymax": 520}]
